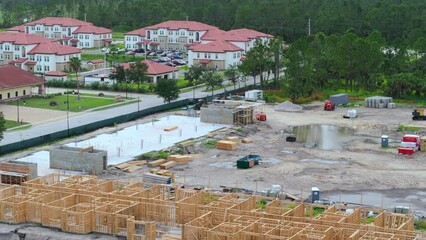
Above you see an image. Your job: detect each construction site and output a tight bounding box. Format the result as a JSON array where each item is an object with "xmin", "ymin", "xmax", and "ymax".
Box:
[{"xmin": 1, "ymin": 97, "xmax": 426, "ymax": 239}]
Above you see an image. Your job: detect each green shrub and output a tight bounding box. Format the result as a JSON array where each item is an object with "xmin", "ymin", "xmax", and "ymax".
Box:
[
  {"xmin": 90, "ymin": 82, "xmax": 100, "ymax": 90},
  {"xmin": 416, "ymin": 219, "xmax": 426, "ymax": 230}
]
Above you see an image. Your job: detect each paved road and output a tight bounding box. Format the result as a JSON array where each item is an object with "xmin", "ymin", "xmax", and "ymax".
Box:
[{"xmin": 0, "ymin": 76, "xmax": 261, "ymax": 146}]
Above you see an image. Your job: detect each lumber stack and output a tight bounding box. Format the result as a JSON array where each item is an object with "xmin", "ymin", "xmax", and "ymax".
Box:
[
  {"xmin": 216, "ymin": 140, "xmax": 238, "ymax": 150},
  {"xmin": 421, "ymin": 137, "xmax": 426, "ymax": 152},
  {"xmin": 143, "ymin": 172, "xmax": 172, "ymax": 184},
  {"xmin": 113, "ymin": 160, "xmax": 146, "ymax": 172},
  {"xmin": 164, "ymin": 126, "xmax": 178, "ymax": 131},
  {"xmin": 226, "ymin": 136, "xmax": 240, "ymax": 143},
  {"xmin": 167, "ymin": 155, "xmax": 192, "ymax": 165},
  {"xmin": 160, "ymin": 161, "xmax": 177, "ymax": 170},
  {"xmin": 241, "ymin": 138, "xmax": 253, "ymax": 143},
  {"xmin": 148, "ymin": 159, "xmax": 167, "ymax": 167}
]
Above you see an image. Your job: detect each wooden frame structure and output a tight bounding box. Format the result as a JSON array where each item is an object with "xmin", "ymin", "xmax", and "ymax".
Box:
[{"xmin": 0, "ymin": 174, "xmax": 422, "ymax": 240}]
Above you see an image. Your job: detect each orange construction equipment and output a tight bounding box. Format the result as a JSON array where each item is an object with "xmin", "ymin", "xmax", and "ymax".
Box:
[
  {"xmin": 256, "ymin": 112, "xmax": 267, "ymax": 121},
  {"xmin": 324, "ymin": 100, "xmax": 335, "ymax": 111}
]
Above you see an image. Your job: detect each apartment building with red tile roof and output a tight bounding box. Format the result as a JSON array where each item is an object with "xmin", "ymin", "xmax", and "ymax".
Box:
[
  {"xmin": 7, "ymin": 17, "xmax": 112, "ymax": 49},
  {"xmin": 0, "ymin": 65, "xmax": 44, "ymax": 101}
]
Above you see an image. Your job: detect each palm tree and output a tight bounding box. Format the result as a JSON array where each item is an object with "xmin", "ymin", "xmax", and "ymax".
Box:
[
  {"xmin": 200, "ymin": 70, "xmax": 223, "ymax": 99},
  {"xmin": 69, "ymin": 57, "xmax": 82, "ymax": 100},
  {"xmin": 224, "ymin": 65, "xmax": 240, "ymax": 90}
]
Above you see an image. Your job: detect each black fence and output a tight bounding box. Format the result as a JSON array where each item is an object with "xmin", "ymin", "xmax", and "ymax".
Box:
[{"xmin": 0, "ymin": 86, "xmax": 256, "ymax": 155}]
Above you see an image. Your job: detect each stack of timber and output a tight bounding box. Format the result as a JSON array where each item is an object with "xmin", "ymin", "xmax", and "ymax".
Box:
[
  {"xmin": 226, "ymin": 136, "xmax": 240, "ymax": 143},
  {"xmin": 167, "ymin": 155, "xmax": 192, "ymax": 165},
  {"xmin": 365, "ymin": 96, "xmax": 393, "ymax": 108},
  {"xmin": 148, "ymin": 159, "xmax": 167, "ymax": 167},
  {"xmin": 241, "ymin": 138, "xmax": 253, "ymax": 143},
  {"xmin": 216, "ymin": 140, "xmax": 238, "ymax": 150},
  {"xmin": 142, "ymin": 172, "xmax": 172, "ymax": 184},
  {"xmin": 113, "ymin": 160, "xmax": 146, "ymax": 173},
  {"xmin": 163, "ymin": 126, "xmax": 178, "ymax": 131},
  {"xmin": 160, "ymin": 161, "xmax": 177, "ymax": 170},
  {"xmin": 421, "ymin": 137, "xmax": 426, "ymax": 152}
]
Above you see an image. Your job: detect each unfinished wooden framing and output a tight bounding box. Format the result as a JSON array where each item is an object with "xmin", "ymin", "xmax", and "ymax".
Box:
[
  {"xmin": 233, "ymin": 105, "xmax": 255, "ymax": 125},
  {"xmin": 0, "ymin": 174, "xmax": 421, "ymax": 240}
]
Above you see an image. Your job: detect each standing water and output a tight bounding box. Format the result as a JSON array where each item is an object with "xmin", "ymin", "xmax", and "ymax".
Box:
[{"xmin": 293, "ymin": 125, "xmax": 356, "ymax": 149}]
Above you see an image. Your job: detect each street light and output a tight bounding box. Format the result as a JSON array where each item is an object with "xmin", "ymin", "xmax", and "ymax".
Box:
[
  {"xmin": 16, "ymin": 99, "xmax": 20, "ymax": 123},
  {"xmin": 66, "ymin": 90, "xmax": 70, "ymax": 136}
]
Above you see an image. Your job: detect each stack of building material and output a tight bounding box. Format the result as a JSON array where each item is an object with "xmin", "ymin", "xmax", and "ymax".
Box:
[
  {"xmin": 398, "ymin": 134, "xmax": 420, "ymax": 155},
  {"xmin": 167, "ymin": 155, "xmax": 192, "ymax": 165},
  {"xmin": 364, "ymin": 96, "xmax": 393, "ymax": 108},
  {"xmin": 420, "ymin": 137, "xmax": 426, "ymax": 152},
  {"xmin": 160, "ymin": 161, "xmax": 177, "ymax": 170},
  {"xmin": 114, "ymin": 160, "xmax": 146, "ymax": 173},
  {"xmin": 226, "ymin": 136, "xmax": 240, "ymax": 143},
  {"xmin": 148, "ymin": 159, "xmax": 167, "ymax": 167},
  {"xmin": 241, "ymin": 138, "xmax": 253, "ymax": 143},
  {"xmin": 388, "ymin": 103, "xmax": 396, "ymax": 109},
  {"xmin": 216, "ymin": 140, "xmax": 238, "ymax": 150},
  {"xmin": 163, "ymin": 126, "xmax": 178, "ymax": 131},
  {"xmin": 143, "ymin": 172, "xmax": 172, "ymax": 184}
]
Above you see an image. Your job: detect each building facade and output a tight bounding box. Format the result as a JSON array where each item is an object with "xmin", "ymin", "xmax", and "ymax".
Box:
[
  {"xmin": 0, "ymin": 32, "xmax": 81, "ymax": 73},
  {"xmin": 8, "ymin": 17, "xmax": 112, "ymax": 49},
  {"xmin": 0, "ymin": 65, "xmax": 44, "ymax": 101}
]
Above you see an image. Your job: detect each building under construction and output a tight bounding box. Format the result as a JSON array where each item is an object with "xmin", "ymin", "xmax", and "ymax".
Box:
[
  {"xmin": 0, "ymin": 174, "xmax": 423, "ymax": 240},
  {"xmin": 200, "ymin": 100, "xmax": 263, "ymax": 125}
]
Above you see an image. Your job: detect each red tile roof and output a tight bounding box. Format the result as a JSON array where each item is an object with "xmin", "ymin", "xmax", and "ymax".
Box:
[
  {"xmin": 0, "ymin": 32, "xmax": 53, "ymax": 45},
  {"xmin": 88, "ymin": 59, "xmax": 105, "ymax": 64},
  {"xmin": 126, "ymin": 28, "xmax": 147, "ymax": 37},
  {"xmin": 10, "ymin": 58, "xmax": 28, "ymax": 64},
  {"xmin": 7, "ymin": 25, "xmax": 25, "ymax": 32},
  {"xmin": 73, "ymin": 25, "xmax": 112, "ymax": 34},
  {"xmin": 120, "ymin": 60, "xmax": 178, "ymax": 75},
  {"xmin": 44, "ymin": 71, "xmax": 67, "ymax": 77},
  {"xmin": 147, "ymin": 21, "xmax": 218, "ymax": 31},
  {"xmin": 227, "ymin": 28, "xmax": 274, "ymax": 39},
  {"xmin": 24, "ymin": 61, "xmax": 37, "ymax": 65},
  {"xmin": 199, "ymin": 59, "xmax": 212, "ymax": 64},
  {"xmin": 0, "ymin": 65, "xmax": 44, "ymax": 89},
  {"xmin": 24, "ymin": 17, "xmax": 92, "ymax": 27},
  {"xmin": 27, "ymin": 42, "xmax": 81, "ymax": 55},
  {"xmin": 189, "ymin": 40, "xmax": 243, "ymax": 53}
]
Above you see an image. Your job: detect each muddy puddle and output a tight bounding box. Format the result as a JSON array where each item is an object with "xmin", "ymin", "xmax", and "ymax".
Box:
[
  {"xmin": 321, "ymin": 189, "xmax": 426, "ymax": 216},
  {"xmin": 293, "ymin": 125, "xmax": 361, "ymax": 149}
]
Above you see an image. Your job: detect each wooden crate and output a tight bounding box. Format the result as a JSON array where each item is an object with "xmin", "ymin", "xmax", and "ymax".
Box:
[
  {"xmin": 226, "ymin": 136, "xmax": 239, "ymax": 143},
  {"xmin": 216, "ymin": 140, "xmax": 238, "ymax": 150},
  {"xmin": 168, "ymin": 155, "xmax": 192, "ymax": 165},
  {"xmin": 241, "ymin": 138, "xmax": 253, "ymax": 143}
]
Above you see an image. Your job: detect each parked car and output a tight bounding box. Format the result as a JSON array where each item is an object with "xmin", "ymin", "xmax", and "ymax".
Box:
[
  {"xmin": 125, "ymin": 51, "xmax": 134, "ymax": 55},
  {"xmin": 149, "ymin": 52, "xmax": 157, "ymax": 56},
  {"xmin": 133, "ymin": 48, "xmax": 145, "ymax": 53},
  {"xmin": 156, "ymin": 50, "xmax": 164, "ymax": 54},
  {"xmin": 101, "ymin": 47, "xmax": 109, "ymax": 52},
  {"xmin": 171, "ymin": 55, "xmax": 182, "ymax": 59},
  {"xmin": 159, "ymin": 57, "xmax": 171, "ymax": 62},
  {"xmin": 165, "ymin": 62, "xmax": 176, "ymax": 67}
]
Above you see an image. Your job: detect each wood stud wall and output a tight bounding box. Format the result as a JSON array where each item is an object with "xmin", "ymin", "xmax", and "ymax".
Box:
[{"xmin": 0, "ymin": 174, "xmax": 421, "ymax": 240}]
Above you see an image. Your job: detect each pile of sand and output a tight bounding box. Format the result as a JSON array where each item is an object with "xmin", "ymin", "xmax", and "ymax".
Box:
[{"xmin": 274, "ymin": 101, "xmax": 303, "ymax": 112}]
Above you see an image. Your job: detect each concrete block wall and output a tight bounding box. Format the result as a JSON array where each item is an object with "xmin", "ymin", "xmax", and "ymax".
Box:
[
  {"xmin": 200, "ymin": 107, "xmax": 234, "ymax": 125},
  {"xmin": 49, "ymin": 146, "xmax": 107, "ymax": 175}
]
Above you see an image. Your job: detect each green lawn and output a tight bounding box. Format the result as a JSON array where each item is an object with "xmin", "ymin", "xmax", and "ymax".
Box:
[
  {"xmin": 5, "ymin": 120, "xmax": 23, "ymax": 128},
  {"xmin": 9, "ymin": 95, "xmax": 117, "ymax": 112}
]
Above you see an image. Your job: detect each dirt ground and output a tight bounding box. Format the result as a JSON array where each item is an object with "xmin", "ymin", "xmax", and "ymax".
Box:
[{"xmin": 2, "ymin": 102, "xmax": 426, "ymax": 238}]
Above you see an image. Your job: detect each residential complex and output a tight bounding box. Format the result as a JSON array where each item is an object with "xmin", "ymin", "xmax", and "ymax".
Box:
[
  {"xmin": 125, "ymin": 20, "xmax": 273, "ymax": 70},
  {"xmin": 7, "ymin": 17, "xmax": 112, "ymax": 49},
  {"xmin": 0, "ymin": 32, "xmax": 81, "ymax": 73},
  {"xmin": 0, "ymin": 65, "xmax": 45, "ymax": 101}
]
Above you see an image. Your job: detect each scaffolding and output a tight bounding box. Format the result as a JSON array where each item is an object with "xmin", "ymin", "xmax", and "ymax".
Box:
[{"xmin": 0, "ymin": 174, "xmax": 420, "ymax": 240}]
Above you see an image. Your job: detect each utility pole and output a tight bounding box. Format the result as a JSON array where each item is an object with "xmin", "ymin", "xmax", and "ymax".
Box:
[
  {"xmin": 16, "ymin": 99, "xmax": 20, "ymax": 123},
  {"xmin": 308, "ymin": 18, "xmax": 311, "ymax": 36}
]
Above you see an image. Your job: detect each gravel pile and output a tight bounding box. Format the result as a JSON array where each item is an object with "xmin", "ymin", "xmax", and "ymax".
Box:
[{"xmin": 274, "ymin": 101, "xmax": 303, "ymax": 112}]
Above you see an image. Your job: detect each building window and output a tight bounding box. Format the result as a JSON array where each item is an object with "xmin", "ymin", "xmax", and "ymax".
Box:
[
  {"xmin": 180, "ymin": 31, "xmax": 185, "ymax": 36},
  {"xmin": 36, "ymin": 65, "xmax": 42, "ymax": 71},
  {"xmin": 31, "ymin": 26, "xmax": 35, "ymax": 30},
  {"xmin": 15, "ymin": 91, "xmax": 18, "ymax": 97},
  {"xmin": 168, "ymin": 31, "xmax": 172, "ymax": 35},
  {"xmin": 36, "ymin": 56, "xmax": 41, "ymax": 61},
  {"xmin": 0, "ymin": 44, "xmax": 2, "ymax": 50},
  {"xmin": 133, "ymin": 37, "xmax": 137, "ymax": 41},
  {"xmin": 168, "ymin": 38, "xmax": 173, "ymax": 43},
  {"xmin": 215, "ymin": 53, "xmax": 218, "ymax": 59},
  {"xmin": 44, "ymin": 66, "xmax": 50, "ymax": 71},
  {"xmin": 79, "ymin": 35, "xmax": 83, "ymax": 39},
  {"xmin": 153, "ymin": 38, "xmax": 158, "ymax": 42},
  {"xmin": 36, "ymin": 26, "xmax": 41, "ymax": 31},
  {"xmin": 4, "ymin": 45, "xmax": 10, "ymax": 51},
  {"xmin": 44, "ymin": 27, "xmax": 49, "ymax": 31},
  {"xmin": 204, "ymin": 53, "xmax": 207, "ymax": 58},
  {"xmin": 54, "ymin": 27, "xmax": 59, "ymax": 31},
  {"xmin": 189, "ymin": 39, "xmax": 193, "ymax": 43},
  {"xmin": 14, "ymin": 54, "xmax": 19, "ymax": 59},
  {"xmin": 85, "ymin": 42, "xmax": 89, "ymax": 47},
  {"xmin": 29, "ymin": 55, "xmax": 34, "ymax": 60},
  {"xmin": 233, "ymin": 53, "xmax": 236, "ymax": 58},
  {"xmin": 62, "ymin": 27, "xmax": 66, "ymax": 31},
  {"xmin": 0, "ymin": 94, "xmax": 2, "ymax": 100},
  {"xmin": 45, "ymin": 33, "xmax": 49, "ymax": 37},
  {"xmin": 85, "ymin": 35, "xmax": 89, "ymax": 39},
  {"xmin": 159, "ymin": 30, "xmax": 164, "ymax": 35},
  {"xmin": 189, "ymin": 31, "xmax": 193, "ymax": 36},
  {"xmin": 208, "ymin": 53, "xmax": 211, "ymax": 58},
  {"xmin": 44, "ymin": 56, "xmax": 49, "ymax": 62},
  {"xmin": 197, "ymin": 53, "xmax": 200, "ymax": 58},
  {"xmin": 153, "ymin": 30, "xmax": 158, "ymax": 35},
  {"xmin": 23, "ymin": 90, "xmax": 26, "ymax": 95},
  {"xmin": 14, "ymin": 46, "xmax": 20, "ymax": 51},
  {"xmin": 7, "ymin": 93, "xmax": 10, "ymax": 98}
]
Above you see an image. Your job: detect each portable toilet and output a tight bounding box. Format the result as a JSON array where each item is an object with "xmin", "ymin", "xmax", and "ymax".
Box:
[
  {"xmin": 311, "ymin": 187, "xmax": 320, "ymax": 203},
  {"xmin": 381, "ymin": 135, "xmax": 389, "ymax": 148}
]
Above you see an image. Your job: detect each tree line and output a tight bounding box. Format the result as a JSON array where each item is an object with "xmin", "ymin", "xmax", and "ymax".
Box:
[{"xmin": 0, "ymin": 0, "xmax": 424, "ymax": 44}]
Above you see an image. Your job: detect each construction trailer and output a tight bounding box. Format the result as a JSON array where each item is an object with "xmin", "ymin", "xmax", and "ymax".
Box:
[
  {"xmin": 0, "ymin": 174, "xmax": 421, "ymax": 239},
  {"xmin": 200, "ymin": 100, "xmax": 263, "ymax": 125}
]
